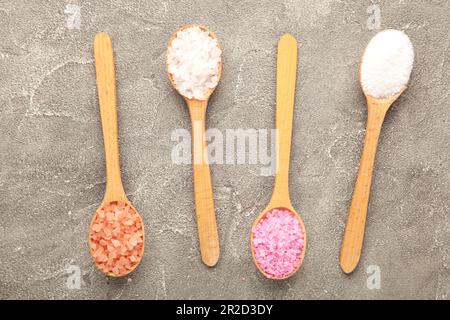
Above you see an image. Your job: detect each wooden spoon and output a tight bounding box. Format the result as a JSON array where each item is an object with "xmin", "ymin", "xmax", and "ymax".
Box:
[
  {"xmin": 340, "ymin": 29, "xmax": 415, "ymax": 274},
  {"xmin": 89, "ymin": 32, "xmax": 145, "ymax": 276},
  {"xmin": 166, "ymin": 25, "xmax": 222, "ymax": 267},
  {"xmin": 250, "ymin": 34, "xmax": 307, "ymax": 279}
]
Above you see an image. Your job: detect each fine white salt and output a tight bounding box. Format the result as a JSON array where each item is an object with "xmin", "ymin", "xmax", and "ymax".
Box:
[
  {"xmin": 167, "ymin": 26, "xmax": 222, "ymax": 100},
  {"xmin": 361, "ymin": 29, "xmax": 414, "ymax": 98}
]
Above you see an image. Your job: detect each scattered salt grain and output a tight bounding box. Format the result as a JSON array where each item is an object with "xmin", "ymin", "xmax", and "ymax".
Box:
[
  {"xmin": 252, "ymin": 208, "xmax": 305, "ymax": 279},
  {"xmin": 361, "ymin": 29, "xmax": 414, "ymax": 98},
  {"xmin": 89, "ymin": 202, "xmax": 144, "ymax": 276},
  {"xmin": 167, "ymin": 26, "xmax": 221, "ymax": 100}
]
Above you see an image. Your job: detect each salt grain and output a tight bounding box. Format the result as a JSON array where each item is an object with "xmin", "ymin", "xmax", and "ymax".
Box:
[
  {"xmin": 252, "ymin": 208, "xmax": 305, "ymax": 279},
  {"xmin": 167, "ymin": 26, "xmax": 221, "ymax": 100},
  {"xmin": 361, "ymin": 29, "xmax": 414, "ymax": 98}
]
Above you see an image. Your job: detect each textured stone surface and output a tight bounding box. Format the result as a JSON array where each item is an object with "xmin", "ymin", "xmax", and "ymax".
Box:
[{"xmin": 0, "ymin": 0, "xmax": 448, "ymax": 299}]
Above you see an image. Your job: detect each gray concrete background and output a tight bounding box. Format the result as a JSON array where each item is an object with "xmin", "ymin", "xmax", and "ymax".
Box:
[{"xmin": 0, "ymin": 0, "xmax": 448, "ymax": 299}]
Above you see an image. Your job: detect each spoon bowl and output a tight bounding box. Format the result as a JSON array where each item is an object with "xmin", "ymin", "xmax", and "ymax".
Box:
[
  {"xmin": 166, "ymin": 24, "xmax": 223, "ymax": 103},
  {"xmin": 251, "ymin": 204, "xmax": 307, "ymax": 280},
  {"xmin": 89, "ymin": 200, "xmax": 145, "ymax": 277}
]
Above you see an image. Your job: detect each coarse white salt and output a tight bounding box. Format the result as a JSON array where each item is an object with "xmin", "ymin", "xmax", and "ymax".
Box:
[
  {"xmin": 167, "ymin": 26, "xmax": 221, "ymax": 100},
  {"xmin": 361, "ymin": 29, "xmax": 414, "ymax": 99}
]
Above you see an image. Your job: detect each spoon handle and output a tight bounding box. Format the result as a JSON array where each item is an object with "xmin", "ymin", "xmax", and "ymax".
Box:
[
  {"xmin": 272, "ymin": 34, "xmax": 298, "ymax": 205},
  {"xmin": 187, "ymin": 100, "xmax": 220, "ymax": 267},
  {"xmin": 94, "ymin": 32, "xmax": 126, "ymax": 202},
  {"xmin": 340, "ymin": 101, "xmax": 389, "ymax": 274}
]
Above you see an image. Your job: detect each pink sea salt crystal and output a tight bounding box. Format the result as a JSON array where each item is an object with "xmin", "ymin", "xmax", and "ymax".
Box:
[
  {"xmin": 252, "ymin": 208, "xmax": 305, "ymax": 279},
  {"xmin": 106, "ymin": 211, "xmax": 114, "ymax": 221},
  {"xmin": 123, "ymin": 219, "xmax": 134, "ymax": 226},
  {"xmin": 89, "ymin": 201, "xmax": 144, "ymax": 275},
  {"xmin": 98, "ymin": 210, "xmax": 105, "ymax": 219},
  {"xmin": 112, "ymin": 266, "xmax": 120, "ymax": 275},
  {"xmin": 104, "ymin": 228, "xmax": 112, "ymax": 239},
  {"xmin": 111, "ymin": 239, "xmax": 121, "ymax": 248},
  {"xmin": 129, "ymin": 234, "xmax": 139, "ymax": 247}
]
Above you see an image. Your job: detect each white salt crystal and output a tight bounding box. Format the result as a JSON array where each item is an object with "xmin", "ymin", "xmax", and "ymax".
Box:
[
  {"xmin": 361, "ymin": 29, "xmax": 414, "ymax": 98},
  {"xmin": 167, "ymin": 26, "xmax": 222, "ymax": 100}
]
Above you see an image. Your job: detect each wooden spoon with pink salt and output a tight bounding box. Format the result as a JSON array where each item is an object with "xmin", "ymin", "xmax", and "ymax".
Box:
[
  {"xmin": 250, "ymin": 35, "xmax": 306, "ymax": 280},
  {"xmin": 89, "ymin": 32, "xmax": 145, "ymax": 277}
]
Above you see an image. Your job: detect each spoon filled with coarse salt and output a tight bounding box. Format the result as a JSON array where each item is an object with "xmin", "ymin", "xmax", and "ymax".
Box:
[
  {"xmin": 166, "ymin": 25, "xmax": 222, "ymax": 267},
  {"xmin": 89, "ymin": 32, "xmax": 145, "ymax": 277},
  {"xmin": 250, "ymin": 34, "xmax": 306, "ymax": 280},
  {"xmin": 340, "ymin": 30, "xmax": 414, "ymax": 274}
]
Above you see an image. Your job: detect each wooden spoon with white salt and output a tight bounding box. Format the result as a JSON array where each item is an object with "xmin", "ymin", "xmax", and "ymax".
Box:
[
  {"xmin": 166, "ymin": 25, "xmax": 222, "ymax": 267},
  {"xmin": 340, "ymin": 30, "xmax": 414, "ymax": 274}
]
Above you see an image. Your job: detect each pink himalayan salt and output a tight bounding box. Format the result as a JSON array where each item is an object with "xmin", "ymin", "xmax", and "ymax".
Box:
[
  {"xmin": 252, "ymin": 208, "xmax": 305, "ymax": 279},
  {"xmin": 89, "ymin": 201, "xmax": 144, "ymax": 276}
]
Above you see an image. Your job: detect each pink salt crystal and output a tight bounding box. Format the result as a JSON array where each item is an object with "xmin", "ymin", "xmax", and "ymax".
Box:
[
  {"xmin": 98, "ymin": 210, "xmax": 105, "ymax": 219},
  {"xmin": 89, "ymin": 201, "xmax": 144, "ymax": 276},
  {"xmin": 104, "ymin": 228, "xmax": 112, "ymax": 239},
  {"xmin": 119, "ymin": 257, "xmax": 127, "ymax": 264},
  {"xmin": 106, "ymin": 211, "xmax": 114, "ymax": 221},
  {"xmin": 112, "ymin": 228, "xmax": 120, "ymax": 237},
  {"xmin": 112, "ymin": 266, "xmax": 120, "ymax": 275},
  {"xmin": 92, "ymin": 224, "xmax": 102, "ymax": 232},
  {"xmin": 123, "ymin": 219, "xmax": 134, "ymax": 226},
  {"xmin": 252, "ymin": 208, "xmax": 305, "ymax": 279},
  {"xmin": 111, "ymin": 239, "xmax": 121, "ymax": 248},
  {"xmin": 129, "ymin": 235, "xmax": 138, "ymax": 247}
]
